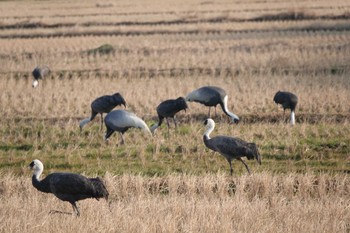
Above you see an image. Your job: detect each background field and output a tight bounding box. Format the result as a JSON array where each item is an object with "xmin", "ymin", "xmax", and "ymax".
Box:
[{"xmin": 0, "ymin": 0, "xmax": 349, "ymax": 232}]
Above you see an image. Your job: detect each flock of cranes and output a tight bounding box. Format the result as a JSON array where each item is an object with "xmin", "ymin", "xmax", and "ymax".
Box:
[{"xmin": 29, "ymin": 65, "xmax": 298, "ymax": 216}]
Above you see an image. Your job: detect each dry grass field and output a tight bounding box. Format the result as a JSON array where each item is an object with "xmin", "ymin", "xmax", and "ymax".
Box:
[
  {"xmin": 0, "ymin": 0, "xmax": 350, "ymax": 232},
  {"xmin": 1, "ymin": 173, "xmax": 350, "ymax": 232}
]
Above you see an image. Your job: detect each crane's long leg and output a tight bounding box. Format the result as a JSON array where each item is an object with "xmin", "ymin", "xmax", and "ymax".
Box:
[
  {"xmin": 71, "ymin": 202, "xmax": 80, "ymax": 217},
  {"xmin": 208, "ymin": 107, "xmax": 211, "ymax": 117},
  {"xmin": 173, "ymin": 116, "xmax": 177, "ymax": 128},
  {"xmin": 166, "ymin": 118, "xmax": 170, "ymax": 133},
  {"xmin": 237, "ymin": 158, "xmax": 251, "ymax": 174},
  {"xmin": 119, "ymin": 133, "xmax": 125, "ymax": 145},
  {"xmin": 100, "ymin": 113, "xmax": 104, "ymax": 130},
  {"xmin": 227, "ymin": 159, "xmax": 233, "ymax": 176}
]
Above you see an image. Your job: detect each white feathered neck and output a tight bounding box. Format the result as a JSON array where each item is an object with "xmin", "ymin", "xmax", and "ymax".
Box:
[{"xmin": 204, "ymin": 118, "xmax": 216, "ymax": 139}]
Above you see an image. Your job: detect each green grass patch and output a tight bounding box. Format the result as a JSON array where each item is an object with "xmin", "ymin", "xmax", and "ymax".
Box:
[{"xmin": 1, "ymin": 119, "xmax": 349, "ymax": 176}]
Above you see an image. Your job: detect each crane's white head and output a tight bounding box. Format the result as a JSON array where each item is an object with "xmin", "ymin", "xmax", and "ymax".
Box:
[
  {"xmin": 203, "ymin": 118, "xmax": 215, "ymax": 138},
  {"xmin": 29, "ymin": 159, "xmax": 44, "ymax": 177},
  {"xmin": 32, "ymin": 79, "xmax": 39, "ymax": 88}
]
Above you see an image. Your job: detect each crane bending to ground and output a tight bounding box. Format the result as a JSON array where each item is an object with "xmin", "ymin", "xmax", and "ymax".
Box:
[
  {"xmin": 150, "ymin": 97, "xmax": 188, "ymax": 134},
  {"xmin": 104, "ymin": 109, "xmax": 152, "ymax": 145},
  {"xmin": 273, "ymin": 91, "xmax": 298, "ymax": 125},
  {"xmin": 185, "ymin": 86, "xmax": 240, "ymax": 123},
  {"xmin": 80, "ymin": 93, "xmax": 126, "ymax": 131},
  {"xmin": 32, "ymin": 65, "xmax": 50, "ymax": 88}
]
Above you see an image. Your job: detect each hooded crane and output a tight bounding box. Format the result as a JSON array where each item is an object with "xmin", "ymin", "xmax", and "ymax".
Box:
[
  {"xmin": 80, "ymin": 93, "xmax": 126, "ymax": 131},
  {"xmin": 185, "ymin": 86, "xmax": 239, "ymax": 123},
  {"xmin": 150, "ymin": 97, "xmax": 188, "ymax": 134},
  {"xmin": 273, "ymin": 91, "xmax": 298, "ymax": 125},
  {"xmin": 104, "ymin": 109, "xmax": 152, "ymax": 144},
  {"xmin": 29, "ymin": 159, "xmax": 109, "ymax": 216},
  {"xmin": 203, "ymin": 118, "xmax": 261, "ymax": 175},
  {"xmin": 32, "ymin": 65, "xmax": 50, "ymax": 88}
]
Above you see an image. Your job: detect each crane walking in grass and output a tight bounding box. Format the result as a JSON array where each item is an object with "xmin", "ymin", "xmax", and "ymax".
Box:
[
  {"xmin": 29, "ymin": 159, "xmax": 109, "ymax": 216},
  {"xmin": 80, "ymin": 93, "xmax": 126, "ymax": 131},
  {"xmin": 150, "ymin": 97, "xmax": 188, "ymax": 134},
  {"xmin": 185, "ymin": 86, "xmax": 240, "ymax": 123},
  {"xmin": 104, "ymin": 109, "xmax": 152, "ymax": 145},
  {"xmin": 32, "ymin": 65, "xmax": 50, "ymax": 88},
  {"xmin": 203, "ymin": 118, "xmax": 261, "ymax": 175},
  {"xmin": 273, "ymin": 91, "xmax": 298, "ymax": 125}
]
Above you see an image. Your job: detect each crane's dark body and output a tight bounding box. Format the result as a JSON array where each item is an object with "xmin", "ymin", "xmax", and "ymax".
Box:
[
  {"xmin": 193, "ymin": 86, "xmax": 226, "ymax": 107},
  {"xmin": 29, "ymin": 160, "xmax": 108, "ymax": 216},
  {"xmin": 32, "ymin": 173, "xmax": 108, "ymax": 201},
  {"xmin": 273, "ymin": 91, "xmax": 298, "ymax": 112},
  {"xmin": 90, "ymin": 93, "xmax": 126, "ymax": 121},
  {"xmin": 80, "ymin": 93, "xmax": 126, "ymax": 130},
  {"xmin": 154, "ymin": 97, "xmax": 188, "ymax": 130},
  {"xmin": 204, "ymin": 135, "xmax": 260, "ymax": 175},
  {"xmin": 187, "ymin": 86, "xmax": 226, "ymax": 116},
  {"xmin": 32, "ymin": 65, "xmax": 50, "ymax": 80}
]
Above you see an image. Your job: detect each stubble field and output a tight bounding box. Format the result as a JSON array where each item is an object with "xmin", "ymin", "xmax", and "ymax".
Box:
[{"xmin": 0, "ymin": 0, "xmax": 349, "ymax": 232}]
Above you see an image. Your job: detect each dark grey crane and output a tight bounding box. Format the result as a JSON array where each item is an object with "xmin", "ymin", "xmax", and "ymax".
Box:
[
  {"xmin": 104, "ymin": 109, "xmax": 152, "ymax": 144},
  {"xmin": 203, "ymin": 118, "xmax": 261, "ymax": 175},
  {"xmin": 80, "ymin": 93, "xmax": 126, "ymax": 130},
  {"xmin": 29, "ymin": 159, "xmax": 109, "ymax": 216},
  {"xmin": 273, "ymin": 91, "xmax": 298, "ymax": 125},
  {"xmin": 150, "ymin": 97, "xmax": 188, "ymax": 134},
  {"xmin": 185, "ymin": 86, "xmax": 240, "ymax": 123},
  {"xmin": 32, "ymin": 65, "xmax": 51, "ymax": 88}
]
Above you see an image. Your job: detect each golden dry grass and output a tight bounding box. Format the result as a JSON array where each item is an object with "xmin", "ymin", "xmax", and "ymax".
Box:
[
  {"xmin": 0, "ymin": 0, "xmax": 350, "ymax": 232},
  {"xmin": 0, "ymin": 73, "xmax": 349, "ymax": 119},
  {"xmin": 1, "ymin": 173, "xmax": 349, "ymax": 232}
]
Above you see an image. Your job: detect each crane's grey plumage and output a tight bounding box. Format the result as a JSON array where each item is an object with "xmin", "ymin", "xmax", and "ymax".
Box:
[
  {"xmin": 203, "ymin": 118, "xmax": 261, "ymax": 175},
  {"xmin": 150, "ymin": 97, "xmax": 188, "ymax": 134},
  {"xmin": 185, "ymin": 86, "xmax": 239, "ymax": 123},
  {"xmin": 104, "ymin": 109, "xmax": 152, "ymax": 144},
  {"xmin": 29, "ymin": 159, "xmax": 109, "ymax": 216},
  {"xmin": 273, "ymin": 91, "xmax": 298, "ymax": 125},
  {"xmin": 80, "ymin": 93, "xmax": 126, "ymax": 130},
  {"xmin": 32, "ymin": 65, "xmax": 51, "ymax": 88}
]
